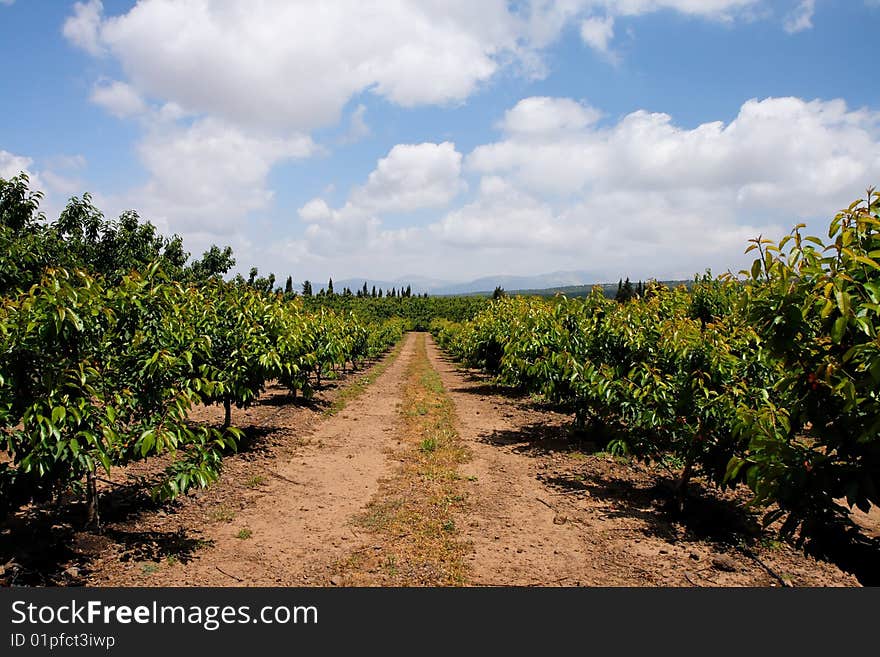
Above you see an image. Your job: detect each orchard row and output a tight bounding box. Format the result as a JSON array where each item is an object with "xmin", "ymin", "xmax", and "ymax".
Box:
[{"xmin": 0, "ymin": 264, "xmax": 404, "ymax": 525}]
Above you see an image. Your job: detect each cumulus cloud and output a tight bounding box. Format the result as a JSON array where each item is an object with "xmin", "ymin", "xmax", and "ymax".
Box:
[
  {"xmin": 62, "ymin": 0, "xmax": 105, "ymax": 56},
  {"xmin": 90, "ymin": 80, "xmax": 146, "ymax": 118},
  {"xmin": 498, "ymin": 97, "xmax": 603, "ymax": 137},
  {"xmin": 580, "ymin": 15, "xmax": 616, "ymax": 55},
  {"xmin": 65, "ymin": 0, "xmax": 784, "ymax": 134},
  {"xmin": 128, "ymin": 118, "xmax": 316, "ymax": 235},
  {"xmin": 423, "ymin": 95, "xmax": 880, "ymax": 279},
  {"xmin": 784, "ymin": 0, "xmax": 815, "ymax": 33},
  {"xmin": 468, "ymin": 96, "xmax": 880, "ymax": 213},
  {"xmin": 55, "ymin": 2, "xmax": 868, "ymax": 281},
  {"xmin": 295, "ymin": 142, "xmax": 465, "ymax": 259},
  {"xmin": 66, "ymin": 1, "xmax": 522, "ymax": 132},
  {"xmin": 349, "ymin": 142, "xmax": 465, "ymax": 213}
]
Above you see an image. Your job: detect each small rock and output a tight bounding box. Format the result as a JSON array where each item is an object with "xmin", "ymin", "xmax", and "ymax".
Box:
[
  {"xmin": 516, "ymin": 548, "xmax": 524, "ymax": 554},
  {"xmin": 329, "ymin": 576, "xmax": 341, "ymax": 586},
  {"xmin": 659, "ymin": 549, "xmax": 669, "ymax": 555},
  {"xmin": 712, "ymin": 555, "xmax": 739, "ymax": 572},
  {"xmin": 689, "ymin": 553, "xmax": 700, "ymax": 561},
  {"xmin": 64, "ymin": 566, "xmax": 80, "ymax": 578},
  {"xmin": 553, "ymin": 515, "xmax": 567, "ymax": 525}
]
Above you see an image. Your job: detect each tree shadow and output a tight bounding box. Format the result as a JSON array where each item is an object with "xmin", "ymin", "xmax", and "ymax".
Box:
[
  {"xmin": 0, "ymin": 509, "xmax": 83, "ymax": 586},
  {"xmin": 479, "ymin": 423, "xmax": 601, "ymax": 457},
  {"xmin": 540, "ymin": 469, "xmax": 760, "ymax": 545},
  {"xmin": 236, "ymin": 425, "xmax": 287, "ymax": 455},
  {"xmin": 803, "ymin": 523, "xmax": 880, "ymax": 586},
  {"xmin": 449, "ymin": 383, "xmax": 531, "ymax": 400},
  {"xmin": 104, "ymin": 527, "xmax": 210, "ymax": 565}
]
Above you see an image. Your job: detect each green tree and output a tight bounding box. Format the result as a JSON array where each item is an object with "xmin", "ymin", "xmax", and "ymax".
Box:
[
  {"xmin": 189, "ymin": 245, "xmax": 235, "ymax": 281},
  {"xmin": 615, "ymin": 277, "xmax": 635, "ymax": 303}
]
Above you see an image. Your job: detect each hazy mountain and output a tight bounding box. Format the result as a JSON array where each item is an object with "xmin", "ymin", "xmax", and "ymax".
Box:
[{"xmin": 333, "ymin": 270, "xmax": 600, "ymax": 296}]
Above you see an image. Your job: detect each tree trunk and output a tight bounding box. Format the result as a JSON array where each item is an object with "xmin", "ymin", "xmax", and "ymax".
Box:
[
  {"xmin": 223, "ymin": 397, "xmax": 232, "ymax": 429},
  {"xmin": 676, "ymin": 457, "xmax": 694, "ymax": 514},
  {"xmin": 574, "ymin": 408, "xmax": 586, "ymax": 432},
  {"xmin": 86, "ymin": 470, "xmax": 101, "ymax": 531}
]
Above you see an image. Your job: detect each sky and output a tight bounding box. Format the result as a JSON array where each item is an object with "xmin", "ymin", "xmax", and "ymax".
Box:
[{"xmin": 1, "ymin": 0, "xmax": 879, "ymax": 285}]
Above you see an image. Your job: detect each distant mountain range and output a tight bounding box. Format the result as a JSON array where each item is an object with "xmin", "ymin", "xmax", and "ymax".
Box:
[{"xmin": 334, "ymin": 270, "xmax": 603, "ymax": 296}]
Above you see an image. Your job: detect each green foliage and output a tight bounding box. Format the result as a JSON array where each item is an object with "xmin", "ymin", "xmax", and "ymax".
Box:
[{"xmin": 731, "ymin": 189, "xmax": 880, "ymax": 534}]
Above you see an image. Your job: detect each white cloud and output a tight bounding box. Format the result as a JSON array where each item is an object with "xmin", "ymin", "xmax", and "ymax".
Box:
[
  {"xmin": 784, "ymin": 0, "xmax": 815, "ymax": 33},
  {"xmin": 129, "ymin": 118, "xmax": 316, "ymax": 235},
  {"xmin": 498, "ymin": 96, "xmax": 603, "ymax": 137},
  {"xmin": 579, "ymin": 15, "xmax": 616, "ymax": 54},
  {"xmin": 422, "ymin": 95, "xmax": 880, "ymax": 279},
  {"xmin": 294, "ymin": 142, "xmax": 465, "ymax": 260},
  {"xmin": 0, "ymin": 150, "xmax": 34, "ymax": 180},
  {"xmin": 68, "ymin": 1, "xmax": 522, "ymax": 132},
  {"xmin": 430, "ymin": 177, "xmax": 562, "ymax": 249},
  {"xmin": 350, "ymin": 142, "xmax": 465, "ymax": 213},
  {"xmin": 168, "ymin": 93, "xmax": 880, "ymax": 282},
  {"xmin": 55, "ymin": 2, "xmax": 872, "ymax": 281},
  {"xmin": 62, "ymin": 0, "xmax": 105, "ymax": 56},
  {"xmin": 468, "ymin": 96, "xmax": 880, "ymax": 213},
  {"xmin": 592, "ymin": 0, "xmax": 759, "ymax": 19},
  {"xmin": 90, "ymin": 80, "xmax": 146, "ymax": 118},
  {"xmin": 65, "ymin": 1, "xmax": 782, "ymax": 134}
]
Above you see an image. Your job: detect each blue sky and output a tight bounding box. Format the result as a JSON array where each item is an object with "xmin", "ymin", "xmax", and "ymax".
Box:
[{"xmin": 1, "ymin": 0, "xmax": 879, "ymax": 285}]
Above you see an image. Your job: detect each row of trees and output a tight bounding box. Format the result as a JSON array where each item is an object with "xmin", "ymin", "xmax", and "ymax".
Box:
[
  {"xmin": 299, "ymin": 279, "xmax": 424, "ymax": 299},
  {"xmin": 0, "ymin": 174, "xmax": 404, "ymax": 527},
  {"xmin": 433, "ymin": 190, "xmax": 880, "ymax": 538}
]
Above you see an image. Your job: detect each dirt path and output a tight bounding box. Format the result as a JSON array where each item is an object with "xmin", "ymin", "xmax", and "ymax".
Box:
[{"xmin": 425, "ymin": 338, "xmax": 616, "ymax": 586}]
